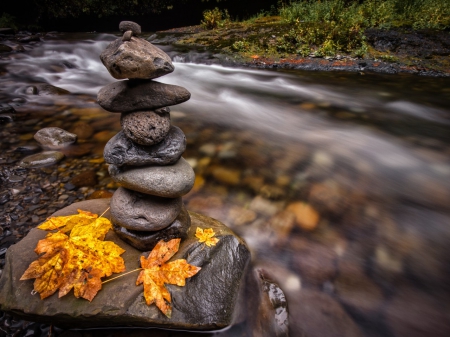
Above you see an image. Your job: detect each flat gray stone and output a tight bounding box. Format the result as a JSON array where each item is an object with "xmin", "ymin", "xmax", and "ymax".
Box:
[
  {"xmin": 34, "ymin": 127, "xmax": 77, "ymax": 149},
  {"xmin": 121, "ymin": 110, "xmax": 171, "ymax": 146},
  {"xmin": 100, "ymin": 38, "xmax": 173, "ymax": 80},
  {"xmin": 97, "ymin": 80, "xmax": 191, "ymax": 113},
  {"xmin": 104, "ymin": 126, "xmax": 186, "ymax": 167},
  {"xmin": 109, "ymin": 157, "xmax": 195, "ymax": 198},
  {"xmin": 119, "ymin": 21, "xmax": 141, "ymax": 35},
  {"xmin": 0, "ymin": 199, "xmax": 251, "ymax": 331},
  {"xmin": 114, "ymin": 204, "xmax": 190, "ymax": 251},
  {"xmin": 19, "ymin": 151, "xmax": 64, "ymax": 168},
  {"xmin": 111, "ymin": 187, "xmax": 182, "ymax": 231}
]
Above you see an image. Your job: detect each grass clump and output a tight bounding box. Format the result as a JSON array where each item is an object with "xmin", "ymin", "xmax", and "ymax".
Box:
[
  {"xmin": 277, "ymin": 0, "xmax": 450, "ymax": 57},
  {"xmin": 201, "ymin": 7, "xmax": 231, "ymax": 29}
]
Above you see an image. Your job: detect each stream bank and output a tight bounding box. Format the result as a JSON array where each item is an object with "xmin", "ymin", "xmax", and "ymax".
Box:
[{"xmin": 151, "ymin": 19, "xmax": 450, "ymax": 77}]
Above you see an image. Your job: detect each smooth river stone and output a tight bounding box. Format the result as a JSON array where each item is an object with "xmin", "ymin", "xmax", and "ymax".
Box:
[
  {"xmin": 0, "ymin": 198, "xmax": 251, "ymax": 331},
  {"xmin": 19, "ymin": 151, "xmax": 64, "ymax": 168},
  {"xmin": 114, "ymin": 204, "xmax": 190, "ymax": 251},
  {"xmin": 100, "ymin": 37, "xmax": 173, "ymax": 80},
  {"xmin": 34, "ymin": 127, "xmax": 77, "ymax": 149},
  {"xmin": 119, "ymin": 21, "xmax": 141, "ymax": 35},
  {"xmin": 104, "ymin": 126, "xmax": 186, "ymax": 167},
  {"xmin": 97, "ymin": 80, "xmax": 191, "ymax": 113},
  {"xmin": 121, "ymin": 110, "xmax": 171, "ymax": 146},
  {"xmin": 108, "ymin": 157, "xmax": 195, "ymax": 198},
  {"xmin": 111, "ymin": 187, "xmax": 182, "ymax": 231}
]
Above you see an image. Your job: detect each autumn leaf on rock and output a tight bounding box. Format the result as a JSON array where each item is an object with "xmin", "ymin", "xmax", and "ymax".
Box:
[
  {"xmin": 21, "ymin": 210, "xmax": 125, "ymax": 301},
  {"xmin": 38, "ymin": 209, "xmax": 98, "ymax": 234},
  {"xmin": 136, "ymin": 238, "xmax": 201, "ymax": 318},
  {"xmin": 195, "ymin": 227, "xmax": 219, "ymax": 247}
]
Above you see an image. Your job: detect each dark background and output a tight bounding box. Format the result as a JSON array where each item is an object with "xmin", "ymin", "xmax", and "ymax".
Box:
[{"xmin": 1, "ymin": 0, "xmax": 279, "ymax": 32}]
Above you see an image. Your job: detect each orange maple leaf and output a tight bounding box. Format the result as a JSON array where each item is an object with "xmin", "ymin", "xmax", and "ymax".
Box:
[
  {"xmin": 195, "ymin": 227, "xmax": 219, "ymax": 247},
  {"xmin": 21, "ymin": 210, "xmax": 125, "ymax": 301},
  {"xmin": 136, "ymin": 238, "xmax": 201, "ymax": 318}
]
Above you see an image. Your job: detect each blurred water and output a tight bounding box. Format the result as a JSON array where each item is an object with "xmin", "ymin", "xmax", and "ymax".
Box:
[{"xmin": 1, "ymin": 33, "xmax": 450, "ymax": 337}]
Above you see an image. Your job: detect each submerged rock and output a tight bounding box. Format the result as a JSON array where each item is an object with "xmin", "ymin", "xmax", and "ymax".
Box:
[
  {"xmin": 121, "ymin": 109, "xmax": 171, "ymax": 146},
  {"xmin": 108, "ymin": 157, "xmax": 195, "ymax": 198},
  {"xmin": 111, "ymin": 187, "xmax": 182, "ymax": 231},
  {"xmin": 100, "ymin": 38, "xmax": 174, "ymax": 80},
  {"xmin": 0, "ymin": 199, "xmax": 251, "ymax": 331},
  {"xmin": 104, "ymin": 126, "xmax": 186, "ymax": 167},
  {"xmin": 97, "ymin": 80, "xmax": 191, "ymax": 113},
  {"xmin": 34, "ymin": 127, "xmax": 77, "ymax": 149},
  {"xmin": 19, "ymin": 151, "xmax": 64, "ymax": 168}
]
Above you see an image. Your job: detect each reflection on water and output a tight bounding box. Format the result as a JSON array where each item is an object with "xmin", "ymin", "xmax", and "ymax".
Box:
[{"xmin": 1, "ymin": 33, "xmax": 450, "ymax": 337}]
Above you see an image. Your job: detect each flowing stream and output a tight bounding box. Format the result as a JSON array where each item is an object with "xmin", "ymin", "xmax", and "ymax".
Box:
[{"xmin": 1, "ymin": 33, "xmax": 450, "ymax": 337}]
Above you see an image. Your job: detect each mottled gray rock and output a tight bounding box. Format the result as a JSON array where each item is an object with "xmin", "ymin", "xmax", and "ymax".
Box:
[
  {"xmin": 121, "ymin": 109, "xmax": 171, "ymax": 146},
  {"xmin": 19, "ymin": 151, "xmax": 64, "ymax": 168},
  {"xmin": 109, "ymin": 157, "xmax": 195, "ymax": 198},
  {"xmin": 97, "ymin": 80, "xmax": 191, "ymax": 113},
  {"xmin": 114, "ymin": 204, "xmax": 190, "ymax": 251},
  {"xmin": 34, "ymin": 127, "xmax": 77, "ymax": 149},
  {"xmin": 0, "ymin": 199, "xmax": 251, "ymax": 331},
  {"xmin": 104, "ymin": 126, "xmax": 186, "ymax": 167},
  {"xmin": 119, "ymin": 21, "xmax": 141, "ymax": 35},
  {"xmin": 100, "ymin": 38, "xmax": 173, "ymax": 80},
  {"xmin": 111, "ymin": 187, "xmax": 182, "ymax": 232}
]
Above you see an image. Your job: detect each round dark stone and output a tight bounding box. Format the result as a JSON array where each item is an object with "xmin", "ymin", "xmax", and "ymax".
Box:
[
  {"xmin": 104, "ymin": 126, "xmax": 186, "ymax": 167},
  {"xmin": 119, "ymin": 21, "xmax": 141, "ymax": 35},
  {"xmin": 113, "ymin": 205, "xmax": 190, "ymax": 251},
  {"xmin": 110, "ymin": 187, "xmax": 182, "ymax": 231},
  {"xmin": 121, "ymin": 110, "xmax": 171, "ymax": 146}
]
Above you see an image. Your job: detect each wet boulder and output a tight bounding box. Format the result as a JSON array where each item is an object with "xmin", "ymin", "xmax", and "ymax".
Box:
[
  {"xmin": 34, "ymin": 127, "xmax": 77, "ymax": 149},
  {"xmin": 0, "ymin": 44, "xmax": 13, "ymax": 53},
  {"xmin": 104, "ymin": 126, "xmax": 186, "ymax": 167},
  {"xmin": 100, "ymin": 37, "xmax": 174, "ymax": 80},
  {"xmin": 0, "ymin": 199, "xmax": 251, "ymax": 331},
  {"xmin": 97, "ymin": 80, "xmax": 190, "ymax": 113}
]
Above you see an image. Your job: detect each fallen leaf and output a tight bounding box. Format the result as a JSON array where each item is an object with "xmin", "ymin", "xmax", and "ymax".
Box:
[
  {"xmin": 136, "ymin": 238, "xmax": 201, "ymax": 318},
  {"xmin": 195, "ymin": 227, "xmax": 219, "ymax": 247},
  {"xmin": 21, "ymin": 210, "xmax": 125, "ymax": 301}
]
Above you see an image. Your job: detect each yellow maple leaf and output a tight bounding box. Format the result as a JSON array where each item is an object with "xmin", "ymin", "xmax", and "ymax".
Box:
[
  {"xmin": 195, "ymin": 227, "xmax": 219, "ymax": 247},
  {"xmin": 136, "ymin": 238, "xmax": 201, "ymax": 318},
  {"xmin": 21, "ymin": 210, "xmax": 125, "ymax": 301},
  {"xmin": 38, "ymin": 209, "xmax": 98, "ymax": 234}
]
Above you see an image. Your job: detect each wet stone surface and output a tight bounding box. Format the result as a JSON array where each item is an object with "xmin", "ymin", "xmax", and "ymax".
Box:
[
  {"xmin": 104, "ymin": 126, "xmax": 186, "ymax": 167},
  {"xmin": 0, "ymin": 199, "xmax": 251, "ymax": 331},
  {"xmin": 97, "ymin": 80, "xmax": 191, "ymax": 113},
  {"xmin": 111, "ymin": 187, "xmax": 182, "ymax": 231},
  {"xmin": 121, "ymin": 109, "xmax": 171, "ymax": 146}
]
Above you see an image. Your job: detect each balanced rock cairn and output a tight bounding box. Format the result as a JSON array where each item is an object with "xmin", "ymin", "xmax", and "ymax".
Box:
[{"xmin": 98, "ymin": 21, "xmax": 195, "ymax": 250}]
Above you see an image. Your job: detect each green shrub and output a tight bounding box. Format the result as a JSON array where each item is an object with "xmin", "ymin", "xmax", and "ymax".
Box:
[
  {"xmin": 0, "ymin": 13, "xmax": 17, "ymax": 30},
  {"xmin": 201, "ymin": 7, "xmax": 230, "ymax": 29}
]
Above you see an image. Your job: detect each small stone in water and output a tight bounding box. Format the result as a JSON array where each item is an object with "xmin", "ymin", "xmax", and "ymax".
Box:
[
  {"xmin": 19, "ymin": 151, "xmax": 64, "ymax": 168},
  {"xmin": 8, "ymin": 175, "xmax": 25, "ymax": 183},
  {"xmin": 34, "ymin": 127, "xmax": 77, "ymax": 149}
]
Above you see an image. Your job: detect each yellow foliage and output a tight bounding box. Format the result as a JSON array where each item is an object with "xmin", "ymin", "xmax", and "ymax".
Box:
[{"xmin": 195, "ymin": 227, "xmax": 219, "ymax": 247}]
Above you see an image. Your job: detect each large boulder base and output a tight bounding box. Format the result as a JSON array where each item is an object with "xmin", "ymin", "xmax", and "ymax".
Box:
[
  {"xmin": 108, "ymin": 157, "xmax": 195, "ymax": 198},
  {"xmin": 97, "ymin": 80, "xmax": 191, "ymax": 113},
  {"xmin": 0, "ymin": 199, "xmax": 251, "ymax": 331},
  {"xmin": 100, "ymin": 37, "xmax": 174, "ymax": 80},
  {"xmin": 104, "ymin": 126, "xmax": 186, "ymax": 167}
]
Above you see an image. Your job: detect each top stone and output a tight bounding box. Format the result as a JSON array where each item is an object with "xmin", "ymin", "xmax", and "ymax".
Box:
[
  {"xmin": 119, "ymin": 21, "xmax": 141, "ymax": 35},
  {"xmin": 100, "ymin": 37, "xmax": 174, "ymax": 80}
]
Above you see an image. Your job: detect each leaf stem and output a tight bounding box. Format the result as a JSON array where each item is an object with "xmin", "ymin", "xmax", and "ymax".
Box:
[
  {"xmin": 102, "ymin": 268, "xmax": 143, "ymax": 284},
  {"xmin": 99, "ymin": 207, "xmax": 111, "ymax": 218}
]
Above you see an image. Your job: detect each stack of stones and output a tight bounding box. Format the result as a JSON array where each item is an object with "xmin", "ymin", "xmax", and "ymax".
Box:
[{"xmin": 98, "ymin": 21, "xmax": 195, "ymax": 250}]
